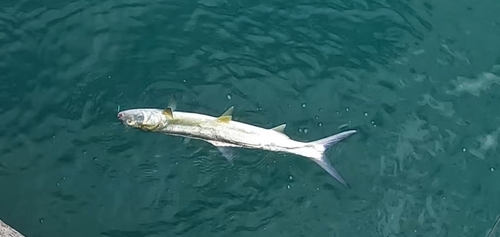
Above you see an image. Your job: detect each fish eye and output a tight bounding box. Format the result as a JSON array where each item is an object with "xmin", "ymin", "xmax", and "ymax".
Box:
[{"xmin": 126, "ymin": 118, "xmax": 134, "ymax": 125}]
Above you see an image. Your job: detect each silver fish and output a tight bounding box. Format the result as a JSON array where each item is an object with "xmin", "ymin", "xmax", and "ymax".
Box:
[{"xmin": 117, "ymin": 106, "xmax": 357, "ymax": 187}]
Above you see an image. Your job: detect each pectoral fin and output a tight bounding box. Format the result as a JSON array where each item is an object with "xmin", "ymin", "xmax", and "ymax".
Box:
[
  {"xmin": 182, "ymin": 137, "xmax": 191, "ymax": 144},
  {"xmin": 217, "ymin": 106, "xmax": 234, "ymax": 123},
  {"xmin": 216, "ymin": 147, "xmax": 237, "ymax": 164},
  {"xmin": 207, "ymin": 140, "xmax": 238, "ymax": 164}
]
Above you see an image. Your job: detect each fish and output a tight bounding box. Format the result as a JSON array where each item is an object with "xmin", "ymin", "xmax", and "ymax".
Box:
[{"xmin": 117, "ymin": 105, "xmax": 357, "ymax": 187}]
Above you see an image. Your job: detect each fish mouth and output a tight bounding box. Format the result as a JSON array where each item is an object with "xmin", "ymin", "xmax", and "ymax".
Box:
[
  {"xmin": 116, "ymin": 112, "xmax": 135, "ymax": 127},
  {"xmin": 117, "ymin": 112, "xmax": 127, "ymax": 125},
  {"xmin": 117, "ymin": 112, "xmax": 125, "ymax": 122}
]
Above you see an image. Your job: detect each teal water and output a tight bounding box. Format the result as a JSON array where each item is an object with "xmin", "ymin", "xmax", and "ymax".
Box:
[{"xmin": 1, "ymin": 0, "xmax": 500, "ymax": 236}]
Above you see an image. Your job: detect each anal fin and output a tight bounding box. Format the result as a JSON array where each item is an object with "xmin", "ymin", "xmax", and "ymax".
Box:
[{"xmin": 270, "ymin": 124, "xmax": 286, "ymax": 133}]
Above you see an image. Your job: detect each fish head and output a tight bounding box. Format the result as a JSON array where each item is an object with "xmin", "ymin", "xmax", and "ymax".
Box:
[{"xmin": 117, "ymin": 108, "xmax": 169, "ymax": 132}]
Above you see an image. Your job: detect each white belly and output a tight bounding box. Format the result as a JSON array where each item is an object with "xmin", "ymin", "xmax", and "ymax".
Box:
[{"xmin": 170, "ymin": 111, "xmax": 305, "ymax": 150}]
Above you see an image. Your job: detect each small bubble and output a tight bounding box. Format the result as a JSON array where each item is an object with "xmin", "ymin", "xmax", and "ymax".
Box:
[
  {"xmin": 93, "ymin": 157, "xmax": 97, "ymax": 161},
  {"xmin": 183, "ymin": 80, "xmax": 186, "ymax": 83},
  {"xmin": 315, "ymin": 116, "xmax": 319, "ymax": 120},
  {"xmin": 318, "ymin": 122, "xmax": 322, "ymax": 127},
  {"xmin": 56, "ymin": 182, "xmax": 60, "ymax": 186},
  {"xmin": 319, "ymin": 108, "xmax": 323, "ymax": 112},
  {"xmin": 304, "ymin": 128, "xmax": 308, "ymax": 134},
  {"xmin": 286, "ymin": 184, "xmax": 291, "ymax": 189},
  {"xmin": 462, "ymin": 148, "xmax": 466, "ymax": 152},
  {"xmin": 364, "ymin": 112, "xmax": 368, "ymax": 116},
  {"xmin": 39, "ymin": 219, "xmax": 44, "ymax": 223},
  {"xmin": 316, "ymin": 187, "xmax": 320, "ymax": 191},
  {"xmin": 371, "ymin": 120, "xmax": 375, "ymax": 124},
  {"xmin": 227, "ymin": 94, "xmax": 231, "ymax": 100},
  {"xmin": 302, "ymin": 103, "xmax": 306, "ymax": 108},
  {"xmin": 62, "ymin": 177, "xmax": 66, "ymax": 180},
  {"xmin": 491, "ymin": 167, "xmax": 495, "ymax": 172},
  {"xmin": 345, "ymin": 107, "xmax": 349, "ymax": 112},
  {"xmin": 108, "ymin": 75, "xmax": 111, "ymax": 79},
  {"xmin": 289, "ymin": 175, "xmax": 293, "ymax": 180},
  {"xmin": 83, "ymin": 150, "xmax": 87, "ymax": 154},
  {"xmin": 299, "ymin": 128, "xmax": 303, "ymax": 133}
]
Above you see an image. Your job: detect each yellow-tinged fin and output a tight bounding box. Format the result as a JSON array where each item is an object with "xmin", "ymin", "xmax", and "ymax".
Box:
[
  {"xmin": 220, "ymin": 106, "xmax": 234, "ymax": 117},
  {"xmin": 217, "ymin": 106, "xmax": 234, "ymax": 123},
  {"xmin": 162, "ymin": 108, "xmax": 174, "ymax": 119},
  {"xmin": 217, "ymin": 116, "xmax": 231, "ymax": 123},
  {"xmin": 270, "ymin": 124, "xmax": 286, "ymax": 133},
  {"xmin": 168, "ymin": 96, "xmax": 177, "ymax": 111}
]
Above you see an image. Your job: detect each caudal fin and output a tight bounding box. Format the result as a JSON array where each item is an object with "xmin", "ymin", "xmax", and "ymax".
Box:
[{"xmin": 307, "ymin": 130, "xmax": 357, "ymax": 188}]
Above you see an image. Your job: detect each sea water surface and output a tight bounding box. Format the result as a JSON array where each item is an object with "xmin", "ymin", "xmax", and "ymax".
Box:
[{"xmin": 1, "ymin": 0, "xmax": 500, "ymax": 236}]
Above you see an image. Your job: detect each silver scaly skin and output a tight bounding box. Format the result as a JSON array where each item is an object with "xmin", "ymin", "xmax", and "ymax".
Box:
[{"xmin": 118, "ymin": 106, "xmax": 357, "ymax": 188}]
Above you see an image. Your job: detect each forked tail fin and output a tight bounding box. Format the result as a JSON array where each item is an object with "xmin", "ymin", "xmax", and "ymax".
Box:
[{"xmin": 305, "ymin": 130, "xmax": 357, "ymax": 188}]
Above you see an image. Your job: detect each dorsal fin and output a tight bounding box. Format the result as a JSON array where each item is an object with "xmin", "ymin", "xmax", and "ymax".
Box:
[
  {"xmin": 217, "ymin": 106, "xmax": 234, "ymax": 123},
  {"xmin": 168, "ymin": 97, "xmax": 177, "ymax": 111},
  {"xmin": 162, "ymin": 108, "xmax": 174, "ymax": 119},
  {"xmin": 217, "ymin": 116, "xmax": 231, "ymax": 123},
  {"xmin": 220, "ymin": 106, "xmax": 234, "ymax": 117},
  {"xmin": 270, "ymin": 124, "xmax": 286, "ymax": 133}
]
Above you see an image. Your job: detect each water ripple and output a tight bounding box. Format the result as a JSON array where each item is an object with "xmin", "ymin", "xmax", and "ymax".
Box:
[{"xmin": 2, "ymin": 0, "xmax": 499, "ymax": 236}]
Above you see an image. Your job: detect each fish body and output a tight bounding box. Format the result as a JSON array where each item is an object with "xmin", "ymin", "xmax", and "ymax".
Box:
[{"xmin": 118, "ymin": 106, "xmax": 357, "ymax": 187}]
